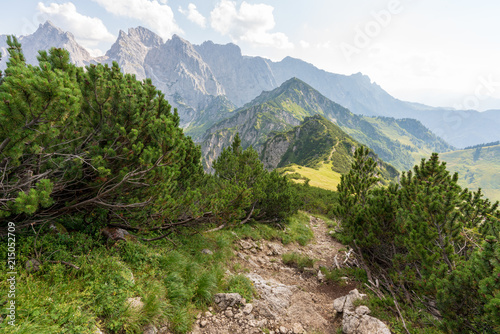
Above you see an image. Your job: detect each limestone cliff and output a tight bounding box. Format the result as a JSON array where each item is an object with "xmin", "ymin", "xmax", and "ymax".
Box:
[{"xmin": 103, "ymin": 27, "xmax": 163, "ymax": 80}]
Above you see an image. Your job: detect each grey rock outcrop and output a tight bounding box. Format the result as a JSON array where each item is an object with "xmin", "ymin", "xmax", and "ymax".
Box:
[
  {"xmin": 246, "ymin": 273, "xmax": 296, "ymax": 319},
  {"xmin": 213, "ymin": 293, "xmax": 245, "ymax": 310},
  {"xmin": 144, "ymin": 35, "xmax": 225, "ymax": 110},
  {"xmin": 260, "ymin": 134, "xmax": 291, "ymax": 170},
  {"xmin": 333, "ymin": 289, "xmax": 391, "ymax": 334},
  {"xmin": 103, "ymin": 27, "xmax": 163, "ymax": 80},
  {"xmin": 195, "ymin": 41, "xmax": 277, "ymax": 107}
]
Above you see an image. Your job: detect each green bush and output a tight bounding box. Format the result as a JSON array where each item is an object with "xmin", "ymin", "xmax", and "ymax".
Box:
[
  {"xmin": 224, "ymin": 275, "xmax": 257, "ymax": 302},
  {"xmin": 282, "ymin": 252, "xmax": 316, "ymax": 271}
]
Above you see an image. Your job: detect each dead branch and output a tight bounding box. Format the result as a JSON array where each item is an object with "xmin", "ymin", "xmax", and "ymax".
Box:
[
  {"xmin": 239, "ymin": 202, "xmax": 256, "ymax": 225},
  {"xmin": 47, "ymin": 260, "xmax": 80, "ymax": 270},
  {"xmin": 334, "ymin": 254, "xmax": 340, "ymax": 269},
  {"xmin": 205, "ymin": 223, "xmax": 227, "ymax": 233}
]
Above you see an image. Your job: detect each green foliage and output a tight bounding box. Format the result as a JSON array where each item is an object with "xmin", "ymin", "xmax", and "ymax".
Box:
[
  {"xmin": 0, "ymin": 226, "xmax": 239, "ymax": 333},
  {"xmin": 210, "ymin": 134, "xmax": 298, "ymax": 227},
  {"xmin": 280, "ymin": 211, "xmax": 314, "ymax": 246},
  {"xmin": 293, "ymin": 183, "xmax": 339, "ymax": 217},
  {"xmin": 232, "ymin": 211, "xmax": 314, "ymax": 246},
  {"xmin": 223, "ymin": 275, "xmax": 257, "ymax": 302},
  {"xmin": 0, "ymin": 40, "xmax": 202, "ymax": 229},
  {"xmin": 334, "ymin": 150, "xmax": 500, "ymax": 332},
  {"xmin": 437, "ymin": 236, "xmax": 500, "ymax": 333},
  {"xmin": 282, "ymin": 252, "xmax": 316, "ymax": 271},
  {"xmin": 334, "ymin": 146, "xmax": 385, "ymax": 247}
]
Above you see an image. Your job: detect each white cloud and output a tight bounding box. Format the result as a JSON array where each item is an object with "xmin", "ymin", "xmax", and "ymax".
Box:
[
  {"xmin": 179, "ymin": 3, "xmax": 206, "ymax": 28},
  {"xmin": 86, "ymin": 48, "xmax": 105, "ymax": 57},
  {"xmin": 91, "ymin": 0, "xmax": 182, "ymax": 40},
  {"xmin": 210, "ymin": 0, "xmax": 293, "ymax": 49},
  {"xmin": 299, "ymin": 40, "xmax": 310, "ymax": 48},
  {"xmin": 37, "ymin": 2, "xmax": 115, "ymax": 49}
]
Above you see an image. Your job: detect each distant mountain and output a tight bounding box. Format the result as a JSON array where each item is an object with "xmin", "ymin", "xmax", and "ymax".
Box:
[
  {"xmin": 0, "ymin": 21, "xmax": 91, "ymax": 69},
  {"xmin": 194, "ymin": 41, "xmax": 277, "ymax": 106},
  {"xmin": 440, "ymin": 143, "xmax": 500, "ymax": 203},
  {"xmin": 1, "ymin": 21, "xmax": 499, "ymax": 148},
  {"xmin": 191, "ymin": 41, "xmax": 500, "ymax": 148},
  {"xmin": 261, "ymin": 114, "xmax": 399, "ymax": 188},
  {"xmin": 201, "ymin": 78, "xmax": 452, "ymax": 171},
  {"xmin": 97, "ymin": 26, "xmax": 164, "ymax": 80}
]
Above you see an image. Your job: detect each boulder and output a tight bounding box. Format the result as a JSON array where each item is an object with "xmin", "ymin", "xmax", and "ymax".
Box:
[
  {"xmin": 333, "ymin": 289, "xmax": 391, "ymax": 334},
  {"xmin": 101, "ymin": 227, "xmax": 135, "ymax": 242},
  {"xmin": 213, "ymin": 293, "xmax": 244, "ymax": 310},
  {"xmin": 143, "ymin": 324, "xmax": 158, "ymax": 334},
  {"xmin": 25, "ymin": 258, "xmax": 41, "ymax": 273},
  {"xmin": 126, "ymin": 297, "xmax": 144, "ymax": 311},
  {"xmin": 343, "ymin": 309, "xmax": 391, "ymax": 334}
]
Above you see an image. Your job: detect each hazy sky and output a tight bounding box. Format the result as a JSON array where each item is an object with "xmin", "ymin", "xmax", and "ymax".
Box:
[{"xmin": 1, "ymin": 0, "xmax": 500, "ymax": 110}]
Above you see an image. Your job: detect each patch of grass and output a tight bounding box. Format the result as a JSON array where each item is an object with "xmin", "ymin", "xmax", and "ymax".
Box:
[
  {"xmin": 232, "ymin": 211, "xmax": 314, "ymax": 246},
  {"xmin": 0, "ymin": 226, "xmax": 238, "ymax": 334},
  {"xmin": 441, "ymin": 144, "xmax": 500, "ymax": 202},
  {"xmin": 320, "ymin": 266, "xmax": 367, "ymax": 285},
  {"xmin": 278, "ymin": 162, "xmax": 342, "ymax": 191},
  {"xmin": 223, "ymin": 275, "xmax": 257, "ymax": 302},
  {"xmin": 282, "ymin": 252, "xmax": 316, "ymax": 271},
  {"xmin": 311, "ymin": 213, "xmax": 337, "ymax": 229},
  {"xmin": 281, "ymin": 211, "xmax": 314, "ymax": 246},
  {"xmin": 360, "ymin": 291, "xmax": 446, "ymax": 334}
]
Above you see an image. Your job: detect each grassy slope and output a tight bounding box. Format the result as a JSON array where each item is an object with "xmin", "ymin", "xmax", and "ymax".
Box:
[
  {"xmin": 202, "ymin": 78, "xmax": 452, "ymax": 173},
  {"xmin": 440, "ymin": 144, "xmax": 500, "ymax": 202},
  {"xmin": 265, "ymin": 115, "xmax": 399, "ymax": 191},
  {"xmin": 344, "ymin": 116, "xmax": 453, "ymax": 171},
  {"xmin": 279, "ymin": 162, "xmax": 343, "ymax": 191},
  {"xmin": 0, "ymin": 213, "xmax": 313, "ymax": 334}
]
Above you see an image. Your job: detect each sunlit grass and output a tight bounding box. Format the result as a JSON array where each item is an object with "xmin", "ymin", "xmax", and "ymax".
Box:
[{"xmin": 280, "ymin": 163, "xmax": 342, "ymax": 191}]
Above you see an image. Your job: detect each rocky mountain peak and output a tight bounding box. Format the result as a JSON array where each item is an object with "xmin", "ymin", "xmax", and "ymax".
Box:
[
  {"xmin": 104, "ymin": 26, "xmax": 163, "ymax": 80},
  {"xmin": 197, "ymin": 40, "xmax": 242, "ymax": 58},
  {"xmin": 39, "ymin": 20, "xmax": 63, "ymax": 33},
  {"xmin": 127, "ymin": 26, "xmax": 163, "ymax": 48},
  {"xmin": 166, "ymin": 34, "xmax": 193, "ymax": 51},
  {"xmin": 18, "ymin": 20, "xmax": 91, "ymax": 67},
  {"xmin": 194, "ymin": 40, "xmax": 276, "ymax": 107},
  {"xmin": 144, "ymin": 34, "xmax": 225, "ymax": 110}
]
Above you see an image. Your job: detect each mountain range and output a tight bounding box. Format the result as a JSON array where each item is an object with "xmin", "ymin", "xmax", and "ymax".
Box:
[
  {"xmin": 201, "ymin": 77, "xmax": 452, "ymax": 172},
  {"xmin": 1, "ymin": 21, "xmax": 499, "ymax": 201},
  {"xmin": 1, "ymin": 21, "xmax": 499, "ymax": 150}
]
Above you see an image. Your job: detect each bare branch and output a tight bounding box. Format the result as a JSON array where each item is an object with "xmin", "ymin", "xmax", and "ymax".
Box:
[{"xmin": 47, "ymin": 260, "xmax": 80, "ymax": 270}]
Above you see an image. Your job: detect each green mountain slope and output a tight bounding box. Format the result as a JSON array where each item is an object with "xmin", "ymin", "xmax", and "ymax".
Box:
[
  {"xmin": 182, "ymin": 95, "xmax": 236, "ymax": 142},
  {"xmin": 201, "ymin": 78, "xmax": 453, "ymax": 171},
  {"xmin": 440, "ymin": 144, "xmax": 500, "ymax": 202},
  {"xmin": 261, "ymin": 115, "xmax": 399, "ymax": 189},
  {"xmin": 349, "ymin": 116, "xmax": 453, "ymax": 168}
]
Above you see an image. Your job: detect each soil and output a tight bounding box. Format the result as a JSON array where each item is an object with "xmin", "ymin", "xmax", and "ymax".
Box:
[{"xmin": 190, "ymin": 215, "xmax": 356, "ymax": 334}]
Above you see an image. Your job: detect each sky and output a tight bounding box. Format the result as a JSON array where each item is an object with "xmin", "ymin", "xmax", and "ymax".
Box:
[{"xmin": 1, "ymin": 0, "xmax": 500, "ymax": 111}]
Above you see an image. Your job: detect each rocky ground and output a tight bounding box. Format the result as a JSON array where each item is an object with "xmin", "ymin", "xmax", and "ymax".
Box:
[{"xmin": 190, "ymin": 216, "xmax": 359, "ymax": 334}]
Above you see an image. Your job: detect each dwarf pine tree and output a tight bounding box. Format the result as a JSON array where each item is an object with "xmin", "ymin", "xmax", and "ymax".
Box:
[
  {"xmin": 211, "ymin": 134, "xmax": 297, "ymax": 227},
  {"xmin": 335, "ymin": 150, "xmax": 500, "ymax": 330},
  {"xmin": 335, "ymin": 146, "xmax": 381, "ymax": 246},
  {"xmin": 0, "ymin": 40, "xmax": 202, "ymax": 230},
  {"xmin": 397, "ymin": 153, "xmax": 464, "ymax": 292}
]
